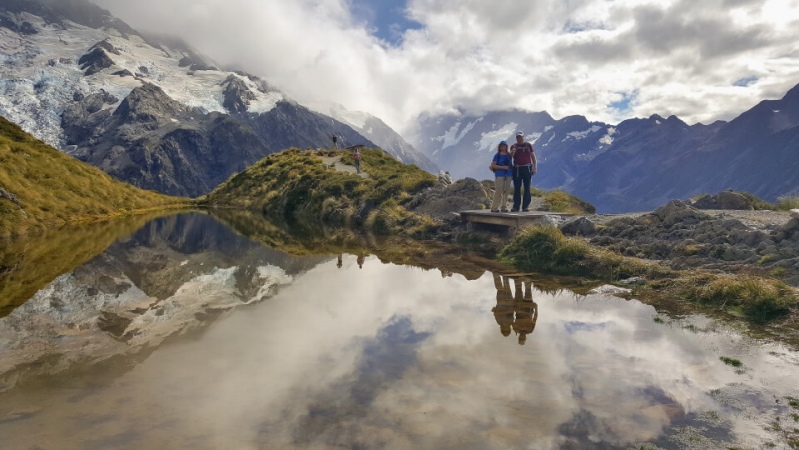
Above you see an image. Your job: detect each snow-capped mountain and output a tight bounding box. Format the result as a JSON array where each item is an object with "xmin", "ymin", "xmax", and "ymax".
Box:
[
  {"xmin": 313, "ymin": 103, "xmax": 438, "ymax": 173},
  {"xmin": 414, "ymin": 85, "xmax": 799, "ymax": 213},
  {"xmin": 0, "ymin": 0, "xmax": 376, "ymax": 197}
]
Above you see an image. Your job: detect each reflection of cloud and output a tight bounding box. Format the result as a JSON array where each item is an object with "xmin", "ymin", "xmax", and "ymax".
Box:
[{"xmin": 2, "ymin": 258, "xmax": 798, "ymax": 448}]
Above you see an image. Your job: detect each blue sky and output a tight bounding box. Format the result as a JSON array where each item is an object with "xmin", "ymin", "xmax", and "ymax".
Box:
[
  {"xmin": 96, "ymin": 0, "xmax": 799, "ymax": 132},
  {"xmin": 350, "ymin": 0, "xmax": 421, "ymax": 46}
]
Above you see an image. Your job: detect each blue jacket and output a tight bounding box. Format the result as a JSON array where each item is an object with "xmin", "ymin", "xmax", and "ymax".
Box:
[{"xmin": 492, "ymin": 153, "xmax": 512, "ymax": 177}]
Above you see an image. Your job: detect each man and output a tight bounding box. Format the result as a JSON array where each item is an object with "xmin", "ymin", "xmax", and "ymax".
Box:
[{"xmin": 509, "ymin": 131, "xmax": 537, "ymax": 212}]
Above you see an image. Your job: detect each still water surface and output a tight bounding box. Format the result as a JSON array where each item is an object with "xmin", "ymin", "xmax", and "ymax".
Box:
[{"xmin": 1, "ymin": 213, "xmax": 798, "ymax": 449}]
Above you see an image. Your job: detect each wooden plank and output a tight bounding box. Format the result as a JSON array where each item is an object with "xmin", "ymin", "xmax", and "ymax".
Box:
[{"xmin": 459, "ymin": 210, "xmax": 576, "ymax": 229}]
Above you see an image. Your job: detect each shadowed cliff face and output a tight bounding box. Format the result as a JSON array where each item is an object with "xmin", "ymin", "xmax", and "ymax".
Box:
[{"xmin": 64, "ymin": 83, "xmax": 271, "ymax": 197}]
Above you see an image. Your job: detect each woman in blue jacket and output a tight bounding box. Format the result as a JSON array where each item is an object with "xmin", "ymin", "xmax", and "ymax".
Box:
[{"xmin": 489, "ymin": 141, "xmax": 513, "ymax": 212}]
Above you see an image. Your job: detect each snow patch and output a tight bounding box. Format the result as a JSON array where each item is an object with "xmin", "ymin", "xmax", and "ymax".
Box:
[
  {"xmin": 476, "ymin": 122, "xmax": 517, "ymax": 152},
  {"xmin": 252, "ymin": 265, "xmax": 293, "ymax": 302},
  {"xmin": 0, "ymin": 16, "xmax": 286, "ymax": 147},
  {"xmin": 527, "ymin": 132, "xmax": 542, "ymax": 145},
  {"xmin": 437, "ymin": 119, "xmax": 482, "ymax": 150},
  {"xmin": 563, "ymin": 125, "xmax": 601, "ymax": 142},
  {"xmin": 598, "ymin": 127, "xmax": 617, "ymax": 146}
]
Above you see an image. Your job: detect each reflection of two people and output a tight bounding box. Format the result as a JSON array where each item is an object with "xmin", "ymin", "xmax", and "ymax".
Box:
[
  {"xmin": 334, "ymin": 252, "xmax": 367, "ymax": 269},
  {"xmin": 492, "ymin": 274, "xmax": 538, "ymax": 345}
]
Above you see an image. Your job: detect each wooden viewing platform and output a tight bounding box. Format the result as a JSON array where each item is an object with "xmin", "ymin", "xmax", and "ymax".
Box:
[{"xmin": 459, "ymin": 210, "xmax": 577, "ymax": 231}]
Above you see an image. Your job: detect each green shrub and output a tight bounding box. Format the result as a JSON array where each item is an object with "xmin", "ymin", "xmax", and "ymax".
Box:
[{"xmin": 776, "ymin": 195, "xmax": 799, "ymax": 211}]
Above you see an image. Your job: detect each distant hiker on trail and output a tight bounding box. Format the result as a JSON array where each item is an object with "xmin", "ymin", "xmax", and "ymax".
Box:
[
  {"xmin": 509, "ymin": 131, "xmax": 537, "ymax": 212},
  {"xmin": 489, "ymin": 140, "xmax": 512, "ymax": 212},
  {"xmin": 331, "ymin": 134, "xmax": 338, "ymax": 149},
  {"xmin": 353, "ymin": 148, "xmax": 362, "ymax": 174}
]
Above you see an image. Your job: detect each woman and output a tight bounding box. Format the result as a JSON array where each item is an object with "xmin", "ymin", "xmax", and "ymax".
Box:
[{"xmin": 489, "ymin": 141, "xmax": 512, "ymax": 212}]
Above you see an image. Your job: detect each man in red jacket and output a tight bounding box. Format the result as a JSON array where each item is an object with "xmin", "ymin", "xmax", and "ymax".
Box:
[{"xmin": 509, "ymin": 131, "xmax": 538, "ymax": 212}]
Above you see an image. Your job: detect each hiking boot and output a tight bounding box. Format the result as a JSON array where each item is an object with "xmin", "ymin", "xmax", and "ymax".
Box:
[
  {"xmin": 510, "ymin": 208, "xmax": 519, "ymax": 212},
  {"xmin": 522, "ymin": 209, "xmax": 529, "ymax": 212},
  {"xmin": 491, "ymin": 209, "xmax": 499, "ymax": 212}
]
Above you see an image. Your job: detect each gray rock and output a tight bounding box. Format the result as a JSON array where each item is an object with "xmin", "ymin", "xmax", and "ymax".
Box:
[
  {"xmin": 406, "ymin": 178, "xmax": 490, "ymax": 219},
  {"xmin": 653, "ymin": 200, "xmax": 710, "ymax": 228},
  {"xmin": 692, "ymin": 191, "xmax": 754, "ymax": 210},
  {"xmin": 587, "ymin": 285, "xmax": 632, "ymax": 295},
  {"xmin": 0, "ymin": 186, "xmax": 22, "ymax": 209},
  {"xmin": 221, "ymin": 75, "xmax": 256, "ymax": 114},
  {"xmin": 560, "ymin": 216, "xmax": 596, "ymax": 236},
  {"xmin": 791, "ymin": 209, "xmax": 799, "ymax": 219},
  {"xmin": 78, "ymin": 47, "xmax": 114, "ymax": 76},
  {"xmin": 618, "ymin": 277, "xmax": 646, "ymax": 285}
]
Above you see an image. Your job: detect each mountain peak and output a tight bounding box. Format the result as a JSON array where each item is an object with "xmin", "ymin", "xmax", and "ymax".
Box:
[
  {"xmin": 1, "ymin": 0, "xmax": 138, "ymax": 37},
  {"xmin": 783, "ymin": 82, "xmax": 799, "ymax": 102}
]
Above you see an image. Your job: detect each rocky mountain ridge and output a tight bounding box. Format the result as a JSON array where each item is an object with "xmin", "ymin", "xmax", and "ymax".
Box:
[
  {"xmin": 0, "ymin": 0, "xmax": 430, "ymax": 197},
  {"xmin": 414, "ymin": 85, "xmax": 799, "ymax": 213}
]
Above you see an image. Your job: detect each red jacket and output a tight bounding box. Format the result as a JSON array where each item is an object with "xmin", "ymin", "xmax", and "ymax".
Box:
[{"xmin": 511, "ymin": 142, "xmax": 534, "ymax": 166}]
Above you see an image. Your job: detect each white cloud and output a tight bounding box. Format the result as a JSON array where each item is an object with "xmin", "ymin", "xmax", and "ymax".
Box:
[{"xmin": 94, "ymin": 0, "xmax": 799, "ymax": 133}]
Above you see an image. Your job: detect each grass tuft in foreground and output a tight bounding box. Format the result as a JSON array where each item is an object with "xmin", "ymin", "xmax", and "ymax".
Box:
[
  {"xmin": 500, "ymin": 225, "xmax": 799, "ymax": 323},
  {"xmin": 499, "ymin": 225, "xmax": 662, "ymax": 280},
  {"xmin": 531, "ymin": 188, "xmax": 596, "ymax": 214},
  {"xmin": 776, "ymin": 195, "xmax": 799, "ymax": 211},
  {"xmin": 679, "ymin": 274, "xmax": 797, "ymax": 323}
]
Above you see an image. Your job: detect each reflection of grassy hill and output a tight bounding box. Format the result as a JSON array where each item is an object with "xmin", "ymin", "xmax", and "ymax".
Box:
[
  {"xmin": 211, "ymin": 208, "xmax": 596, "ymax": 293},
  {"xmin": 0, "ymin": 117, "xmax": 188, "ymax": 237},
  {"xmin": 203, "ymin": 148, "xmax": 440, "ymax": 236},
  {"xmin": 0, "ymin": 212, "xmax": 168, "ymax": 317}
]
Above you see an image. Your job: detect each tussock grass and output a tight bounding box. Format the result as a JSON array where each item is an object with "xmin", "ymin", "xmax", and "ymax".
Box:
[
  {"xmin": 738, "ymin": 191, "xmax": 776, "ymax": 210},
  {"xmin": 0, "ymin": 117, "xmax": 188, "ymax": 237},
  {"xmin": 500, "ymin": 225, "xmax": 799, "ymax": 323},
  {"xmin": 776, "ymin": 195, "xmax": 799, "ymax": 211},
  {"xmin": 679, "ymin": 274, "xmax": 797, "ymax": 323},
  {"xmin": 203, "ymin": 148, "xmax": 439, "ymax": 236},
  {"xmin": 499, "ymin": 225, "xmax": 663, "ymax": 280},
  {"xmin": 533, "ymin": 188, "xmax": 596, "ymax": 214}
]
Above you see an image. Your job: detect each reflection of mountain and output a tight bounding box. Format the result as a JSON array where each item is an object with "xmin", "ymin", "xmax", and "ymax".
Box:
[
  {"xmin": 0, "ymin": 212, "xmax": 166, "ymax": 317},
  {"xmin": 0, "ymin": 212, "xmax": 327, "ymax": 392}
]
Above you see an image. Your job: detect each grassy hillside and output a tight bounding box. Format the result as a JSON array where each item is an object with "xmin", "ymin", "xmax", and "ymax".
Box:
[
  {"xmin": 203, "ymin": 148, "xmax": 440, "ymax": 237},
  {"xmin": 0, "ymin": 116, "xmax": 188, "ymax": 237}
]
